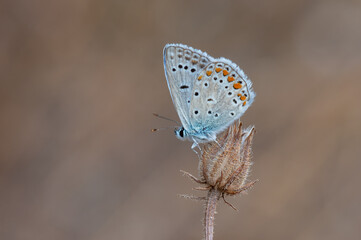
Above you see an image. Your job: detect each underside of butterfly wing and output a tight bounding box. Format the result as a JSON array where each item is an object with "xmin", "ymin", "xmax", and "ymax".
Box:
[
  {"xmin": 163, "ymin": 44, "xmax": 213, "ymax": 131},
  {"xmin": 188, "ymin": 58, "xmax": 255, "ymax": 138}
]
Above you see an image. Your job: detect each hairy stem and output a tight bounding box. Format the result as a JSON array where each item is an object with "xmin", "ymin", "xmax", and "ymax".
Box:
[{"xmin": 204, "ymin": 188, "xmax": 220, "ymax": 240}]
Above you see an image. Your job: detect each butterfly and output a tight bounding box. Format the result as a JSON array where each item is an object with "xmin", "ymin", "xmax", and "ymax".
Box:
[{"xmin": 163, "ymin": 43, "xmax": 255, "ymax": 148}]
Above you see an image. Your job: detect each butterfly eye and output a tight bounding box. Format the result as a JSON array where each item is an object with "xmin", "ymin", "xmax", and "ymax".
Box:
[
  {"xmin": 191, "ymin": 68, "xmax": 196, "ymax": 72},
  {"xmin": 207, "ymin": 110, "xmax": 212, "ymax": 114},
  {"xmin": 230, "ymin": 112, "xmax": 235, "ymax": 116},
  {"xmin": 194, "ymin": 92, "xmax": 199, "ymax": 96},
  {"xmin": 184, "ymin": 66, "xmax": 188, "ymax": 70},
  {"xmin": 194, "ymin": 110, "xmax": 199, "ymax": 115},
  {"xmin": 172, "ymin": 68, "xmax": 176, "ymax": 72},
  {"xmin": 178, "ymin": 64, "xmax": 183, "ymax": 69}
]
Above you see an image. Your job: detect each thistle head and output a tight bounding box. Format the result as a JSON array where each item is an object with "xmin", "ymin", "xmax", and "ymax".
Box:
[{"xmin": 199, "ymin": 121, "xmax": 257, "ymax": 196}]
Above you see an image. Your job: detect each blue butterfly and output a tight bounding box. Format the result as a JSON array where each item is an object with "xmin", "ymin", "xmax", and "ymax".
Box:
[{"xmin": 163, "ymin": 43, "xmax": 255, "ymax": 148}]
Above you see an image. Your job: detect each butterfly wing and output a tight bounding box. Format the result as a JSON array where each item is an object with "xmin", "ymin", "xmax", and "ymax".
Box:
[
  {"xmin": 163, "ymin": 44, "xmax": 213, "ymax": 131},
  {"xmin": 189, "ymin": 58, "xmax": 255, "ymax": 138}
]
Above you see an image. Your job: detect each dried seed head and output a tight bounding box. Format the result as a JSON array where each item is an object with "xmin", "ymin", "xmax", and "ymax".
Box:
[
  {"xmin": 180, "ymin": 121, "xmax": 257, "ymax": 240},
  {"xmin": 198, "ymin": 121, "xmax": 257, "ymax": 196}
]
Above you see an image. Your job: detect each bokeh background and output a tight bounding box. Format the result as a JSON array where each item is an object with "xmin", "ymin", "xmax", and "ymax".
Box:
[{"xmin": 1, "ymin": 0, "xmax": 361, "ymax": 239}]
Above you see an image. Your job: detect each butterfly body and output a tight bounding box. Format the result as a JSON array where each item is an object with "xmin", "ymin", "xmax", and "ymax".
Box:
[
  {"xmin": 163, "ymin": 43, "xmax": 255, "ymax": 146},
  {"xmin": 174, "ymin": 126, "xmax": 216, "ymax": 143}
]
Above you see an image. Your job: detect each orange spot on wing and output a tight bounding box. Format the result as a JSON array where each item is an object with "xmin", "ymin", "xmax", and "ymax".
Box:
[
  {"xmin": 223, "ymin": 70, "xmax": 229, "ymax": 76},
  {"xmin": 198, "ymin": 75, "xmax": 203, "ymax": 80},
  {"xmin": 233, "ymin": 83, "xmax": 242, "ymax": 89},
  {"xmin": 227, "ymin": 76, "xmax": 235, "ymax": 82},
  {"xmin": 215, "ymin": 68, "xmax": 222, "ymax": 73},
  {"xmin": 240, "ymin": 95, "xmax": 247, "ymax": 101},
  {"xmin": 243, "ymin": 101, "xmax": 246, "ymax": 106},
  {"xmin": 206, "ymin": 71, "xmax": 212, "ymax": 76}
]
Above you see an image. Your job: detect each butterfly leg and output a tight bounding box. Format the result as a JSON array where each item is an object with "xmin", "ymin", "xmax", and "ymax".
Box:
[
  {"xmin": 191, "ymin": 142, "xmax": 198, "ymax": 149},
  {"xmin": 191, "ymin": 138, "xmax": 203, "ymax": 157},
  {"xmin": 214, "ymin": 138, "xmax": 223, "ymax": 149},
  {"xmin": 208, "ymin": 133, "xmax": 225, "ymax": 152}
]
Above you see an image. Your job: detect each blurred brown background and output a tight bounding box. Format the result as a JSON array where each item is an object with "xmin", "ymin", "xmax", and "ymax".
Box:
[{"xmin": 1, "ymin": 0, "xmax": 361, "ymax": 239}]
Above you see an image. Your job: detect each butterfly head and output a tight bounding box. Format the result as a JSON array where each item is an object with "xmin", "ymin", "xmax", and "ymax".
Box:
[{"xmin": 174, "ymin": 127, "xmax": 188, "ymax": 141}]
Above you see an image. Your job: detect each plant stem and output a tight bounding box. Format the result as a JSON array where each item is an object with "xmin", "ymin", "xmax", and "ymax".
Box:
[{"xmin": 204, "ymin": 188, "xmax": 220, "ymax": 240}]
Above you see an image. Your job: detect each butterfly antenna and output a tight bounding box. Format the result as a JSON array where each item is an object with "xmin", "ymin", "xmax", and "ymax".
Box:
[
  {"xmin": 191, "ymin": 138, "xmax": 203, "ymax": 158},
  {"xmin": 151, "ymin": 126, "xmax": 177, "ymax": 132},
  {"xmin": 153, "ymin": 113, "xmax": 180, "ymax": 125}
]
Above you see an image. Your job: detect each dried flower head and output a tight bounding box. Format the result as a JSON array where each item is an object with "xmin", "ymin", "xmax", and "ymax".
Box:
[
  {"xmin": 181, "ymin": 121, "xmax": 257, "ymax": 240},
  {"xmin": 199, "ymin": 121, "xmax": 257, "ymax": 197},
  {"xmin": 182, "ymin": 121, "xmax": 257, "ymax": 201}
]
